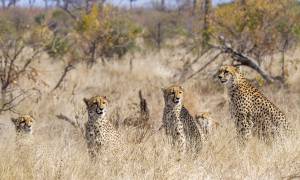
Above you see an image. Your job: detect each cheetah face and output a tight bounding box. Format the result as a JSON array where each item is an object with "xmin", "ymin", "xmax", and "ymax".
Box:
[
  {"xmin": 162, "ymin": 85, "xmax": 184, "ymax": 106},
  {"xmin": 84, "ymin": 96, "xmax": 108, "ymax": 120},
  {"xmin": 218, "ymin": 65, "xmax": 239, "ymax": 86},
  {"xmin": 11, "ymin": 115, "xmax": 34, "ymax": 134}
]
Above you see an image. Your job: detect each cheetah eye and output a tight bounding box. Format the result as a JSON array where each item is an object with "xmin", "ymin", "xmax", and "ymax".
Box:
[
  {"xmin": 179, "ymin": 91, "xmax": 182, "ymax": 94},
  {"xmin": 93, "ymin": 103, "xmax": 99, "ymax": 108}
]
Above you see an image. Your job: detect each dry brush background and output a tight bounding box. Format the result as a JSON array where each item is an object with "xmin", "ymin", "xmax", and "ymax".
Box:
[{"xmin": 0, "ymin": 48, "xmax": 299, "ymax": 179}]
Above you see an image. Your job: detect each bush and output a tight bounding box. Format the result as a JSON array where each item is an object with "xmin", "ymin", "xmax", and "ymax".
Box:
[{"xmin": 75, "ymin": 5, "xmax": 141, "ymax": 64}]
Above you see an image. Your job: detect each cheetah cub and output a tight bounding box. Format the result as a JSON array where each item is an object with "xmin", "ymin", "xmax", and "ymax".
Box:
[
  {"xmin": 11, "ymin": 115, "xmax": 34, "ymax": 135},
  {"xmin": 83, "ymin": 96, "xmax": 120, "ymax": 159},
  {"xmin": 11, "ymin": 114, "xmax": 34, "ymax": 153},
  {"xmin": 218, "ymin": 65, "xmax": 289, "ymax": 144},
  {"xmin": 195, "ymin": 112, "xmax": 219, "ymax": 141},
  {"xmin": 162, "ymin": 85, "xmax": 202, "ymax": 153}
]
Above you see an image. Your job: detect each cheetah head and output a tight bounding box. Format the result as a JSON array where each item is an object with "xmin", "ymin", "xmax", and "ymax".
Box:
[
  {"xmin": 162, "ymin": 85, "xmax": 184, "ymax": 106},
  {"xmin": 217, "ymin": 65, "xmax": 240, "ymax": 86},
  {"xmin": 11, "ymin": 115, "xmax": 34, "ymax": 134},
  {"xmin": 84, "ymin": 96, "xmax": 108, "ymax": 120}
]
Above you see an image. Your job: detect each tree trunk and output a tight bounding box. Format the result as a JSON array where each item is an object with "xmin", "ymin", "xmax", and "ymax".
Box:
[
  {"xmin": 221, "ymin": 45, "xmax": 274, "ymax": 83},
  {"xmin": 192, "ymin": 0, "xmax": 197, "ymax": 16},
  {"xmin": 44, "ymin": 0, "xmax": 48, "ymax": 9},
  {"xmin": 156, "ymin": 22, "xmax": 162, "ymax": 50},
  {"xmin": 56, "ymin": 0, "xmax": 60, "ymax": 7},
  {"xmin": 129, "ymin": 0, "xmax": 133, "ymax": 9},
  {"xmin": 202, "ymin": 0, "xmax": 211, "ymax": 53},
  {"xmin": 1, "ymin": 89, "xmax": 7, "ymax": 112},
  {"xmin": 138, "ymin": 90, "xmax": 149, "ymax": 124},
  {"xmin": 281, "ymin": 50, "xmax": 285, "ymax": 83},
  {"xmin": 1, "ymin": 0, "xmax": 5, "ymax": 9},
  {"xmin": 87, "ymin": 41, "xmax": 97, "ymax": 67},
  {"xmin": 129, "ymin": 54, "xmax": 133, "ymax": 72},
  {"xmin": 161, "ymin": 0, "xmax": 165, "ymax": 11}
]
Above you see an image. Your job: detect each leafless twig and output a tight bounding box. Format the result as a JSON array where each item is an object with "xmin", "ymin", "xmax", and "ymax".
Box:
[{"xmin": 56, "ymin": 113, "xmax": 84, "ymax": 135}]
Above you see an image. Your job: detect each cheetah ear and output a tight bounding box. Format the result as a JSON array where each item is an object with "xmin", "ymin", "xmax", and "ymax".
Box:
[
  {"xmin": 179, "ymin": 85, "xmax": 184, "ymax": 91},
  {"xmin": 233, "ymin": 65, "xmax": 241, "ymax": 72},
  {"xmin": 161, "ymin": 88, "xmax": 166, "ymax": 94},
  {"xmin": 83, "ymin": 98, "xmax": 89, "ymax": 106},
  {"xmin": 103, "ymin": 96, "xmax": 109, "ymax": 102},
  {"xmin": 28, "ymin": 111, "xmax": 34, "ymax": 117}
]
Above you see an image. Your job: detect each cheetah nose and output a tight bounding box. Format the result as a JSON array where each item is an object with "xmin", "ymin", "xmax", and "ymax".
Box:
[
  {"xmin": 218, "ymin": 75, "xmax": 222, "ymax": 79},
  {"xmin": 99, "ymin": 108, "xmax": 104, "ymax": 111}
]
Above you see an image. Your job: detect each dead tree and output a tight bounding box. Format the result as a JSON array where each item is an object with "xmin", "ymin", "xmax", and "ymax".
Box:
[
  {"xmin": 177, "ymin": 36, "xmax": 276, "ymax": 83},
  {"xmin": 160, "ymin": 0, "xmax": 165, "ymax": 11},
  {"xmin": 1, "ymin": 0, "xmax": 5, "ymax": 9},
  {"xmin": 211, "ymin": 37, "xmax": 274, "ymax": 83},
  {"xmin": 192, "ymin": 0, "xmax": 197, "ymax": 15},
  {"xmin": 134, "ymin": 90, "xmax": 151, "ymax": 143},
  {"xmin": 201, "ymin": 0, "xmax": 211, "ymax": 53},
  {"xmin": 138, "ymin": 90, "xmax": 150, "ymax": 126},
  {"xmin": 0, "ymin": 38, "xmax": 43, "ymax": 113},
  {"xmin": 122, "ymin": 90, "xmax": 150, "ymax": 129}
]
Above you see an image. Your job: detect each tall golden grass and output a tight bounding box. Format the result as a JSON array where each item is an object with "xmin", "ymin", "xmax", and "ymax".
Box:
[{"xmin": 0, "ymin": 49, "xmax": 299, "ymax": 179}]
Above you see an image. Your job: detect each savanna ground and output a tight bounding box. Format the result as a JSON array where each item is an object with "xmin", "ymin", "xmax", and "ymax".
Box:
[{"xmin": 0, "ymin": 47, "xmax": 299, "ymax": 179}]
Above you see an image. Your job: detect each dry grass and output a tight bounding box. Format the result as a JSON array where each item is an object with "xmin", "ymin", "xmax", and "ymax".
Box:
[{"xmin": 0, "ymin": 49, "xmax": 299, "ymax": 179}]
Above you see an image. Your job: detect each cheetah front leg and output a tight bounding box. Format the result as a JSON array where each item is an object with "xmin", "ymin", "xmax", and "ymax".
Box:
[
  {"xmin": 235, "ymin": 113, "xmax": 253, "ymax": 146},
  {"xmin": 175, "ymin": 125, "xmax": 187, "ymax": 154}
]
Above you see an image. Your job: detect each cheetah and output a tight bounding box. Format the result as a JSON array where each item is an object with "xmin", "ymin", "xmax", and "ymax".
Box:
[
  {"xmin": 83, "ymin": 95, "xmax": 120, "ymax": 159},
  {"xmin": 195, "ymin": 112, "xmax": 219, "ymax": 141},
  {"xmin": 11, "ymin": 115, "xmax": 35, "ymax": 158},
  {"xmin": 162, "ymin": 85, "xmax": 202, "ymax": 153},
  {"xmin": 217, "ymin": 65, "xmax": 289, "ymax": 144},
  {"xmin": 11, "ymin": 114, "xmax": 34, "ymax": 136}
]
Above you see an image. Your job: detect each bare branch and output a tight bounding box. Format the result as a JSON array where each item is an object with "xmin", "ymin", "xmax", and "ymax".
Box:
[
  {"xmin": 182, "ymin": 51, "xmax": 222, "ymax": 82},
  {"xmin": 210, "ymin": 41, "xmax": 274, "ymax": 83},
  {"xmin": 0, "ymin": 88, "xmax": 39, "ymax": 113},
  {"xmin": 56, "ymin": 113, "xmax": 84, "ymax": 135},
  {"xmin": 52, "ymin": 64, "xmax": 75, "ymax": 91},
  {"xmin": 58, "ymin": 5, "xmax": 79, "ymax": 21}
]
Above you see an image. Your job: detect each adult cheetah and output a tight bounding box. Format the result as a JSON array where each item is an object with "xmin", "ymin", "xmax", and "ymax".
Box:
[
  {"xmin": 217, "ymin": 65, "xmax": 289, "ymax": 144},
  {"xmin": 162, "ymin": 85, "xmax": 202, "ymax": 153},
  {"xmin": 83, "ymin": 96, "xmax": 120, "ymax": 159}
]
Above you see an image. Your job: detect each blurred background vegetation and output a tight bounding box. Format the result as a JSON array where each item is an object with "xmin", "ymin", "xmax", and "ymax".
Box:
[{"xmin": 0, "ymin": 0, "xmax": 300, "ymax": 112}]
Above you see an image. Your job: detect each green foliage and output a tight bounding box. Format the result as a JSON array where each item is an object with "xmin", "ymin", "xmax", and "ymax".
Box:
[
  {"xmin": 34, "ymin": 13, "xmax": 46, "ymax": 26},
  {"xmin": 141, "ymin": 11, "xmax": 187, "ymax": 49},
  {"xmin": 0, "ymin": 15, "xmax": 38, "ymax": 47},
  {"xmin": 45, "ymin": 36, "xmax": 70, "ymax": 58},
  {"xmin": 75, "ymin": 5, "xmax": 141, "ymax": 61},
  {"xmin": 213, "ymin": 0, "xmax": 300, "ymax": 55}
]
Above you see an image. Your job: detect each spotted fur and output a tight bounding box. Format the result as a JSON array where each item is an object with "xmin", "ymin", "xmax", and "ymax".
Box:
[
  {"xmin": 83, "ymin": 96, "xmax": 120, "ymax": 159},
  {"xmin": 195, "ymin": 112, "xmax": 218, "ymax": 141},
  {"xmin": 11, "ymin": 114, "xmax": 34, "ymax": 154},
  {"xmin": 162, "ymin": 85, "xmax": 202, "ymax": 153},
  {"xmin": 218, "ymin": 65, "xmax": 289, "ymax": 144},
  {"xmin": 11, "ymin": 115, "xmax": 34, "ymax": 135}
]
